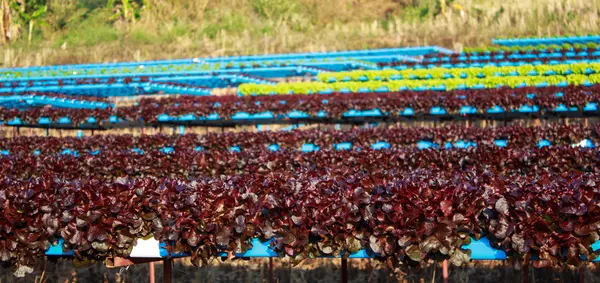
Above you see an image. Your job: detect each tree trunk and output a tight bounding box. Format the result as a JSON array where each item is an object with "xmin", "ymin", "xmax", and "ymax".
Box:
[
  {"xmin": 0, "ymin": 2, "xmax": 4, "ymax": 45},
  {"xmin": 0, "ymin": 0, "xmax": 10, "ymax": 44},
  {"xmin": 28, "ymin": 19, "xmax": 34, "ymax": 45},
  {"xmin": 440, "ymin": 0, "xmax": 447, "ymax": 14}
]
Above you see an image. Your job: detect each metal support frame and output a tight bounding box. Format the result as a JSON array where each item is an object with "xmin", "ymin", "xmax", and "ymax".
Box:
[
  {"xmin": 105, "ymin": 257, "xmax": 166, "ymax": 283},
  {"xmin": 269, "ymin": 257, "xmax": 274, "ymax": 283},
  {"xmin": 106, "ymin": 257, "xmax": 158, "ymax": 268},
  {"xmin": 3, "ymin": 110, "xmax": 599, "ymax": 132},
  {"xmin": 149, "ymin": 262, "xmax": 155, "ymax": 283},
  {"xmin": 523, "ymin": 261, "xmax": 529, "ymax": 283},
  {"xmin": 341, "ymin": 258, "xmax": 348, "ymax": 283},
  {"xmin": 164, "ymin": 258, "xmax": 173, "ymax": 283},
  {"xmin": 442, "ymin": 260, "xmax": 449, "ymax": 283}
]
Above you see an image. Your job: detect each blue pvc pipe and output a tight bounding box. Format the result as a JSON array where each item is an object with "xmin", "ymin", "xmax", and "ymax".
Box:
[
  {"xmin": 0, "ymin": 46, "xmax": 450, "ymax": 74},
  {"xmin": 43, "ymin": 236, "xmax": 600, "ymax": 261}
]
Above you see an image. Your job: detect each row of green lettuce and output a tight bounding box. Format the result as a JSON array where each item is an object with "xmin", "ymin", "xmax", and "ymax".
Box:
[
  {"xmin": 495, "ymin": 33, "xmax": 600, "ymax": 40},
  {"xmin": 318, "ymin": 62, "xmax": 600, "ymax": 83},
  {"xmin": 463, "ymin": 42, "xmax": 599, "ymax": 53},
  {"xmin": 239, "ymin": 74, "xmax": 600, "ymax": 96}
]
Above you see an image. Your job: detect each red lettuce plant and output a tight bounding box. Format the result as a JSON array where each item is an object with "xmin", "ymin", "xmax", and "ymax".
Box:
[
  {"xmin": 116, "ymin": 85, "xmax": 600, "ymax": 122},
  {"xmin": 1, "ymin": 169, "xmax": 600, "ymax": 276}
]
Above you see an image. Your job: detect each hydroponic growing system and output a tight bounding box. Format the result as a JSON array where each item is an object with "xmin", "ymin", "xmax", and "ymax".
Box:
[{"xmin": 2, "ymin": 35, "xmax": 600, "ymax": 282}]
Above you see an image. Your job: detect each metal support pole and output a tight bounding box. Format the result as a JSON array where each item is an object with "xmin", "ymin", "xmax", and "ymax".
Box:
[
  {"xmin": 269, "ymin": 257, "xmax": 274, "ymax": 283},
  {"xmin": 522, "ymin": 261, "xmax": 529, "ymax": 283},
  {"xmin": 149, "ymin": 262, "xmax": 155, "ymax": 283},
  {"xmin": 163, "ymin": 258, "xmax": 172, "ymax": 283},
  {"xmin": 442, "ymin": 259, "xmax": 449, "ymax": 283},
  {"xmin": 341, "ymin": 258, "xmax": 348, "ymax": 283}
]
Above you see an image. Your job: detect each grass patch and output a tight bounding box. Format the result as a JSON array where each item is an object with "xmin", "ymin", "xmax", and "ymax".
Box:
[
  {"xmin": 127, "ymin": 28, "xmax": 156, "ymax": 45},
  {"xmin": 3, "ymin": 0, "xmax": 600, "ymax": 67},
  {"xmin": 59, "ymin": 10, "xmax": 119, "ymax": 47},
  {"xmin": 202, "ymin": 9, "xmax": 249, "ymax": 39}
]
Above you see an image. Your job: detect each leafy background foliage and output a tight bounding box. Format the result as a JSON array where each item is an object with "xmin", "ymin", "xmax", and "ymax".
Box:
[{"xmin": 1, "ymin": 0, "xmax": 600, "ymax": 67}]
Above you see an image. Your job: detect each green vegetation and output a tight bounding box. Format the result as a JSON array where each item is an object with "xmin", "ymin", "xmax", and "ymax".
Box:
[
  {"xmin": 1, "ymin": 0, "xmax": 600, "ymax": 67},
  {"xmin": 239, "ymin": 73, "xmax": 600, "ymax": 95},
  {"xmin": 317, "ymin": 62, "xmax": 600, "ymax": 82},
  {"xmin": 463, "ymin": 42, "xmax": 600, "ymax": 53}
]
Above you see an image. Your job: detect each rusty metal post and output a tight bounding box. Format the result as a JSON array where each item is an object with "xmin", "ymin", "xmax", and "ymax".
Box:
[
  {"xmin": 442, "ymin": 259, "xmax": 449, "ymax": 283},
  {"xmin": 341, "ymin": 258, "xmax": 348, "ymax": 283},
  {"xmin": 269, "ymin": 257, "xmax": 274, "ymax": 283},
  {"xmin": 164, "ymin": 258, "xmax": 172, "ymax": 283},
  {"xmin": 523, "ymin": 261, "xmax": 529, "ymax": 283},
  {"xmin": 149, "ymin": 262, "xmax": 155, "ymax": 283}
]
